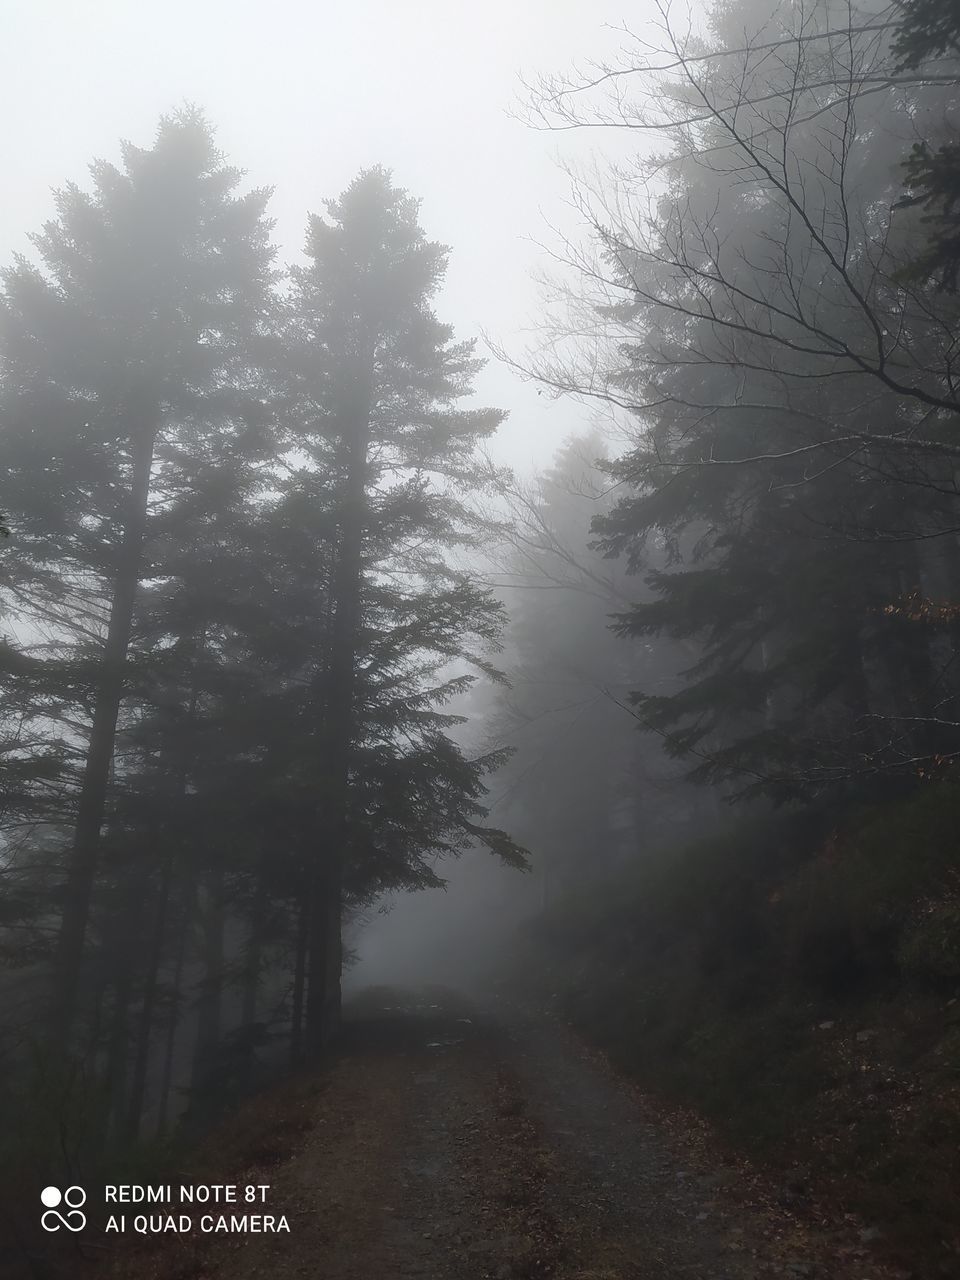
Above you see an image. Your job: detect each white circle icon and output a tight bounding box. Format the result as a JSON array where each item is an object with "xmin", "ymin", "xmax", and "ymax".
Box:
[{"xmin": 40, "ymin": 1185, "xmax": 86, "ymax": 1232}]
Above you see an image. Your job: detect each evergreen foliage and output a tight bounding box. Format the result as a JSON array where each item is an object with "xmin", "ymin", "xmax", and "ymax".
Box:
[
  {"xmin": 0, "ymin": 120, "xmax": 522, "ymax": 1156},
  {"xmin": 523, "ymin": 0, "xmax": 960, "ymax": 800}
]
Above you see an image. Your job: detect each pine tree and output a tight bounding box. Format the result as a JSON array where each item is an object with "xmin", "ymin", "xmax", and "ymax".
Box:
[
  {"xmin": 0, "ymin": 130, "xmax": 525, "ymax": 1146},
  {"xmin": 283, "ymin": 169, "xmax": 523, "ymax": 1049},
  {"xmin": 894, "ymin": 0, "xmax": 960, "ymax": 290},
  {"xmin": 481, "ymin": 434, "xmax": 704, "ymax": 902},
  {"xmin": 525, "ymin": 0, "xmax": 960, "ymax": 799},
  {"xmin": 0, "ymin": 108, "xmax": 277, "ymax": 1048}
]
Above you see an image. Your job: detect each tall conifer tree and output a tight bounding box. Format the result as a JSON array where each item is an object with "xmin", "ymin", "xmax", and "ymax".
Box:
[
  {"xmin": 284, "ymin": 169, "xmax": 522, "ymax": 1048},
  {"xmin": 0, "ymin": 109, "xmax": 276, "ymax": 1046}
]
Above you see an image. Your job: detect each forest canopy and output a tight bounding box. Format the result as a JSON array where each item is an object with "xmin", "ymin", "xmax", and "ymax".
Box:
[
  {"xmin": 0, "ymin": 116, "xmax": 523, "ymax": 1158},
  {"xmin": 514, "ymin": 0, "xmax": 960, "ymax": 801}
]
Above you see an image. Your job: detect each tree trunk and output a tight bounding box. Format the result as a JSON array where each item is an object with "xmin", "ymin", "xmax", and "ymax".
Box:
[
  {"xmin": 306, "ymin": 859, "xmax": 344, "ymax": 1051},
  {"xmin": 190, "ymin": 868, "xmax": 225, "ymax": 1099},
  {"xmin": 95, "ymin": 834, "xmax": 152, "ymax": 1144},
  {"xmin": 125, "ymin": 854, "xmax": 173, "ymax": 1143},
  {"xmin": 241, "ymin": 871, "xmax": 266, "ymax": 1029},
  {"xmin": 51, "ymin": 419, "xmax": 158, "ymax": 1047},
  {"xmin": 290, "ymin": 889, "xmax": 309, "ymax": 1065},
  {"xmin": 156, "ymin": 894, "xmax": 191, "ymax": 1139},
  {"xmin": 234, "ymin": 870, "xmax": 267, "ymax": 1094},
  {"xmin": 101, "ymin": 878, "xmax": 147, "ymax": 1144},
  {"xmin": 305, "ymin": 358, "xmax": 372, "ymax": 1054}
]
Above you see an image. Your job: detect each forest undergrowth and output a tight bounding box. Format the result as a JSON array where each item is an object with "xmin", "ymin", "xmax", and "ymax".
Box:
[{"xmin": 513, "ymin": 779, "xmax": 960, "ymax": 1274}]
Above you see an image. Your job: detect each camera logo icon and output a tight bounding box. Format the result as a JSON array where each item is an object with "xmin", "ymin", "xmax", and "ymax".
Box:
[{"xmin": 40, "ymin": 1186, "xmax": 87, "ymax": 1232}]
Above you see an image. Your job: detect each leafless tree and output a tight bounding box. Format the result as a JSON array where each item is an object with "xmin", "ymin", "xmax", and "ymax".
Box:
[{"xmin": 517, "ymin": 0, "xmax": 960, "ymax": 520}]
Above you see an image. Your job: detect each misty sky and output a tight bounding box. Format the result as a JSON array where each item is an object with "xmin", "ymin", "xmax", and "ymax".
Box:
[{"xmin": 2, "ymin": 0, "xmax": 651, "ymax": 472}]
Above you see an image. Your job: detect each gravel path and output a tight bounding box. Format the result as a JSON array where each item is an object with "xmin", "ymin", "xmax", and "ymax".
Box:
[{"xmin": 88, "ymin": 987, "xmax": 904, "ymax": 1280}]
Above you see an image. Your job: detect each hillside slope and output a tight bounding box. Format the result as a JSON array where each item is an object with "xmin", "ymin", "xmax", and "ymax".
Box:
[{"xmin": 514, "ymin": 783, "xmax": 960, "ymax": 1274}]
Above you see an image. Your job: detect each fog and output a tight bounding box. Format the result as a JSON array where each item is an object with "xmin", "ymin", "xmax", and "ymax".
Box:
[
  {"xmin": 2, "ymin": 0, "xmax": 960, "ymax": 1269},
  {"xmin": 1, "ymin": 0, "xmax": 649, "ymax": 1039},
  {"xmin": 3, "ymin": 0, "xmax": 641, "ymax": 471}
]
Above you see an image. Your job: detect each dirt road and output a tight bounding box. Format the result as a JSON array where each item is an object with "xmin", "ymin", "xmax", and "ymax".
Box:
[{"xmin": 102, "ymin": 988, "xmax": 904, "ymax": 1280}]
